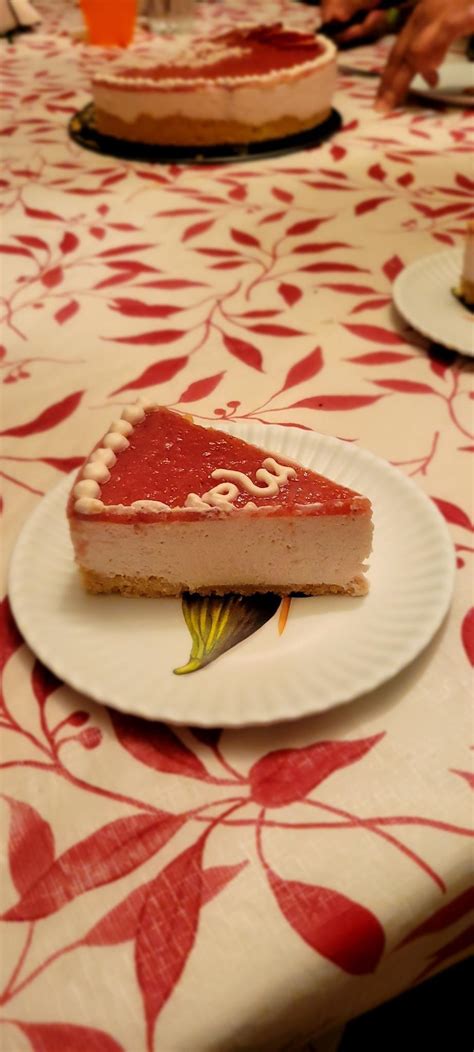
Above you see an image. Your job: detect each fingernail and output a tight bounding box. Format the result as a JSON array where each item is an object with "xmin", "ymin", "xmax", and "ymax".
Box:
[{"xmin": 374, "ymin": 98, "xmax": 390, "ymax": 112}]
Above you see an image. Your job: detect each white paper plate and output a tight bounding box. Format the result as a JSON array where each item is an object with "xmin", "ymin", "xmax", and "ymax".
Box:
[
  {"xmin": 393, "ymin": 249, "xmax": 474, "ymax": 357},
  {"xmin": 410, "ymin": 62, "xmax": 474, "ymax": 107},
  {"xmin": 8, "ymin": 423, "xmax": 455, "ymax": 727}
]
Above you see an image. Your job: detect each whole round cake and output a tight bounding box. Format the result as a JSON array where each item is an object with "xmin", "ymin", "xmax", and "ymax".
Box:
[{"xmin": 92, "ymin": 24, "xmax": 337, "ymax": 146}]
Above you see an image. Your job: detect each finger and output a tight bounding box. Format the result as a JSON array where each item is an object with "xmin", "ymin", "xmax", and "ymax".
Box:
[
  {"xmin": 375, "ymin": 3, "xmax": 474, "ymax": 110},
  {"xmin": 375, "ymin": 47, "xmax": 415, "ymax": 110},
  {"xmin": 320, "ymin": 0, "xmax": 380, "ymax": 24},
  {"xmin": 374, "ymin": 14, "xmax": 420, "ymax": 95},
  {"xmin": 421, "ymin": 68, "xmax": 439, "ymax": 87},
  {"xmin": 385, "ymin": 6, "xmax": 474, "ymax": 75},
  {"xmin": 320, "ymin": 0, "xmax": 355, "ymax": 21},
  {"xmin": 337, "ymin": 9, "xmax": 386, "ymax": 42}
]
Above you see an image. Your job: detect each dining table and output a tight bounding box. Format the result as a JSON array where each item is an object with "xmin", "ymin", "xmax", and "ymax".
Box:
[{"xmin": 1, "ymin": 2, "xmax": 473, "ymax": 1051}]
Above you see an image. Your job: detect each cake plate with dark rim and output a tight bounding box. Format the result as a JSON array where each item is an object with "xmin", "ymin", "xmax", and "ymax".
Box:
[{"xmin": 68, "ymin": 103, "xmax": 342, "ymax": 165}]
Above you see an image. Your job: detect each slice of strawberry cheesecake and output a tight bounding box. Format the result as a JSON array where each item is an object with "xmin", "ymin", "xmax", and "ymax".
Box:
[{"xmin": 67, "ymin": 404, "xmax": 373, "ymax": 597}]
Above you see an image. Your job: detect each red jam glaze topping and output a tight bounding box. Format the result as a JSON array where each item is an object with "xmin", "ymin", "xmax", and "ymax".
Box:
[
  {"xmin": 83, "ymin": 407, "xmax": 369, "ymax": 521},
  {"xmin": 106, "ymin": 25, "xmax": 325, "ymax": 85}
]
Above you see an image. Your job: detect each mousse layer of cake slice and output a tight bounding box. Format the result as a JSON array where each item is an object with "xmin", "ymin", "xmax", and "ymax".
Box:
[{"xmin": 67, "ymin": 403, "xmax": 373, "ymax": 597}]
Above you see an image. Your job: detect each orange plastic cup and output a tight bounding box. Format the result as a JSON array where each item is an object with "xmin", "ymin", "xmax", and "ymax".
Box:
[{"xmin": 80, "ymin": 0, "xmax": 137, "ymax": 47}]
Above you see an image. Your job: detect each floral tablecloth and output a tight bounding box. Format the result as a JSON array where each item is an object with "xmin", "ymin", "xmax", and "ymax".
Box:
[{"xmin": 1, "ymin": 3, "xmax": 473, "ymax": 1051}]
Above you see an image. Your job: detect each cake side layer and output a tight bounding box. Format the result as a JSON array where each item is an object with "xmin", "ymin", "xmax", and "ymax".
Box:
[
  {"xmin": 93, "ymin": 59, "xmax": 336, "ymax": 131},
  {"xmin": 71, "ymin": 513, "xmax": 373, "ymax": 594},
  {"xmin": 80, "ymin": 569, "xmax": 367, "ymax": 598},
  {"xmin": 94, "ymin": 107, "xmax": 332, "ymax": 146}
]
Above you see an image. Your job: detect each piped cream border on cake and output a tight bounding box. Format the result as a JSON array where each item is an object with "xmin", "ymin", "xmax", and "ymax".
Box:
[
  {"xmin": 72, "ymin": 400, "xmax": 329, "ymax": 518},
  {"xmin": 93, "ymin": 31, "xmax": 336, "ymax": 92}
]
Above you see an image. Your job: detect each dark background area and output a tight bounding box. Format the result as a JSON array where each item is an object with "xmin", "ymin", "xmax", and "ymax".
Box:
[{"xmin": 339, "ymin": 957, "xmax": 473, "ymax": 1051}]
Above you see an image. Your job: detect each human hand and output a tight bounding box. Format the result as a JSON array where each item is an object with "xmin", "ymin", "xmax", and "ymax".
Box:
[
  {"xmin": 375, "ymin": 0, "xmax": 474, "ymax": 110},
  {"xmin": 320, "ymin": 0, "xmax": 378, "ymax": 20},
  {"xmin": 320, "ymin": 0, "xmax": 388, "ymax": 43}
]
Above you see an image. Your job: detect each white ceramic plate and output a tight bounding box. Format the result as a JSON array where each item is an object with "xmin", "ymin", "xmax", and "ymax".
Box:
[
  {"xmin": 8, "ymin": 424, "xmax": 455, "ymax": 727},
  {"xmin": 410, "ymin": 62, "xmax": 474, "ymax": 107},
  {"xmin": 393, "ymin": 249, "xmax": 474, "ymax": 357}
]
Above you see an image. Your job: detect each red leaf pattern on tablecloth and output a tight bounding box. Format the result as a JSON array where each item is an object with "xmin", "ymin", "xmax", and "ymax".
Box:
[
  {"xmin": 231, "ymin": 228, "xmax": 261, "ymax": 248},
  {"xmin": 135, "ymin": 839, "xmax": 204, "ymax": 1044},
  {"xmin": 319, "ymin": 283, "xmax": 378, "ymax": 294},
  {"xmin": 182, "ymin": 219, "xmax": 215, "ymax": 241},
  {"xmin": 83, "ymin": 879, "xmax": 156, "ymax": 947},
  {"xmin": 222, "ymin": 334, "xmax": 264, "ymax": 372},
  {"xmin": 110, "ymin": 299, "xmax": 182, "ymax": 318},
  {"xmin": 301, "ymin": 262, "xmax": 370, "ymax": 274},
  {"xmin": 142, "ymin": 278, "xmax": 207, "ymax": 290},
  {"xmin": 347, "ymin": 351, "xmax": 412, "ymax": 365},
  {"xmin": 368, "ymin": 163, "xmax": 386, "ymax": 181},
  {"xmin": 278, "ymin": 281, "xmax": 302, "ymax": 306},
  {"xmin": 23, "ymin": 205, "xmax": 63, "ymax": 221},
  {"xmin": 41, "ymin": 266, "xmax": 63, "ymax": 288},
  {"xmin": 293, "ymin": 241, "xmax": 351, "ymax": 254},
  {"xmin": 248, "ymin": 323, "xmax": 303, "ymax": 337},
  {"xmin": 267, "ymin": 869, "xmax": 385, "ymax": 974},
  {"xmin": 15, "ymin": 235, "xmax": 48, "ymax": 250},
  {"xmin": 200, "ymin": 862, "xmax": 248, "ymax": 905},
  {"xmin": 178, "ymin": 372, "xmax": 225, "ymax": 403},
  {"xmin": 383, "ymin": 256, "xmax": 404, "ymax": 282},
  {"xmin": 431, "ymin": 499, "xmax": 473, "ymax": 532},
  {"xmin": 3, "ymin": 813, "xmax": 184, "ymax": 920},
  {"xmin": 98, "ymin": 244, "xmax": 155, "ymax": 258},
  {"xmin": 54, "ymin": 299, "xmax": 79, "ymax": 325},
  {"xmin": 0, "ymin": 596, "xmax": 23, "ymax": 672},
  {"xmin": 250, "ymin": 735, "xmax": 384, "ymax": 807},
  {"xmin": 59, "ymin": 231, "xmax": 78, "ymax": 254},
  {"xmin": 355, "ymin": 196, "xmax": 391, "ymax": 215},
  {"xmin": 461, "ymin": 609, "xmax": 474, "ymax": 665},
  {"xmin": 350, "ymin": 297, "xmax": 392, "ymax": 314},
  {"xmin": 280, "ymin": 347, "xmax": 323, "ymax": 392},
  {"xmin": 373, "ymin": 379, "xmax": 435, "ymax": 394},
  {"xmin": 451, "ymin": 769, "xmax": 474, "ymax": 789},
  {"xmin": 398, "ymin": 888, "xmax": 474, "ymax": 947},
  {"xmin": 103, "ymin": 329, "xmax": 185, "ymax": 346},
  {"xmin": 286, "ymin": 217, "xmax": 330, "ymax": 235},
  {"xmin": 344, "ymin": 324, "xmax": 404, "ymax": 345},
  {"xmin": 0, "ymin": 243, "xmax": 34, "ymax": 257},
  {"xmin": 13, "ymin": 1021, "xmax": 125, "ymax": 1052},
  {"xmin": 111, "ymin": 712, "xmax": 214, "ymax": 781},
  {"xmin": 414, "ymin": 927, "xmax": 474, "ymax": 982},
  {"xmin": 82, "ymin": 862, "xmax": 246, "ymax": 948},
  {"xmin": 259, "ymin": 210, "xmax": 286, "ymax": 225},
  {"xmin": 94, "ymin": 273, "xmax": 139, "ymax": 290},
  {"xmin": 39, "ymin": 455, "xmax": 84, "ymax": 472},
  {"xmin": 31, "ymin": 659, "xmax": 62, "ymax": 707},
  {"xmin": 290, "ymin": 395, "xmax": 384, "ymax": 411},
  {"xmin": 105, "ymin": 261, "xmax": 159, "ymax": 274},
  {"xmin": 111, "ymin": 357, "xmax": 189, "ymax": 395},
  {"xmin": 272, "ymin": 187, "xmax": 293, "ymax": 203},
  {"xmin": 3, "ymin": 797, "xmax": 55, "ymax": 895},
  {"xmin": 0, "ymin": 391, "xmax": 83, "ymax": 437}
]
